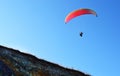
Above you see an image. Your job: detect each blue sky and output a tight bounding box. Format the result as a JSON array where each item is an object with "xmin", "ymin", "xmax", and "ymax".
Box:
[{"xmin": 0, "ymin": 0, "xmax": 120, "ymax": 76}]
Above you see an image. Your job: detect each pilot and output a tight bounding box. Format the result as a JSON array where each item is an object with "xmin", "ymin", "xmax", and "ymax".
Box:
[{"xmin": 80, "ymin": 32, "xmax": 83, "ymax": 37}]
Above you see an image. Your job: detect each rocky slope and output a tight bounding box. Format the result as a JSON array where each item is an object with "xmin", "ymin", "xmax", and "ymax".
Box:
[{"xmin": 0, "ymin": 45, "xmax": 90, "ymax": 76}]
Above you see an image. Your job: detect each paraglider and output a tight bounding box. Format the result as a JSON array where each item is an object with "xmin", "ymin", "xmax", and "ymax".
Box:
[
  {"xmin": 80, "ymin": 32, "xmax": 83, "ymax": 37},
  {"xmin": 65, "ymin": 8, "xmax": 97, "ymax": 23},
  {"xmin": 64, "ymin": 8, "xmax": 97, "ymax": 37}
]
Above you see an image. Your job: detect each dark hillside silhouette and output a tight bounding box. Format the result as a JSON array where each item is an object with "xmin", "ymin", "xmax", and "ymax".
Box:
[{"xmin": 0, "ymin": 45, "xmax": 90, "ymax": 76}]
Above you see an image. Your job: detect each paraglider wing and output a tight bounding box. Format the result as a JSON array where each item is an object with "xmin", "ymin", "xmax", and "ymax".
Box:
[{"xmin": 65, "ymin": 8, "xmax": 97, "ymax": 23}]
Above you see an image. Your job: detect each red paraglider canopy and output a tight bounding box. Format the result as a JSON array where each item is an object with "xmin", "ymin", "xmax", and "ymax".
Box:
[{"xmin": 65, "ymin": 8, "xmax": 97, "ymax": 23}]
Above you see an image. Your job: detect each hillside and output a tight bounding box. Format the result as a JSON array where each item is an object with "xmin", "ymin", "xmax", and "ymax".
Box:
[{"xmin": 0, "ymin": 45, "xmax": 90, "ymax": 76}]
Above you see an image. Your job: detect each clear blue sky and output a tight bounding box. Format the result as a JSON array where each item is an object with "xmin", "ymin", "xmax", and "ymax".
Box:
[{"xmin": 0, "ymin": 0, "xmax": 120, "ymax": 76}]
